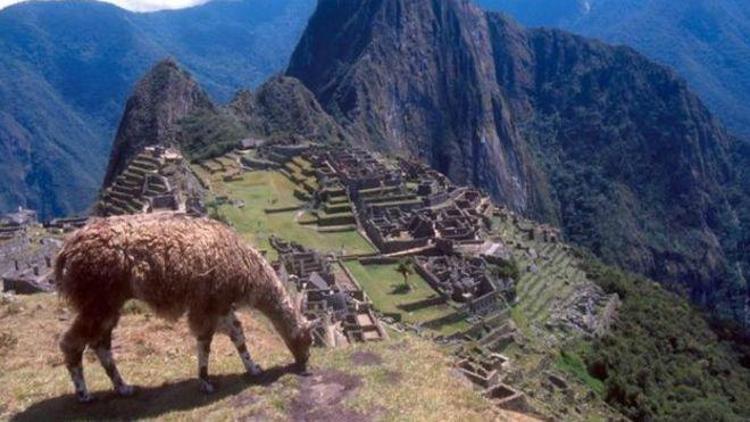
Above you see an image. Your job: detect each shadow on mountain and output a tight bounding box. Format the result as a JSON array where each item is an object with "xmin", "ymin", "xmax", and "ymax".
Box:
[{"xmin": 10, "ymin": 363, "xmax": 300, "ymax": 421}]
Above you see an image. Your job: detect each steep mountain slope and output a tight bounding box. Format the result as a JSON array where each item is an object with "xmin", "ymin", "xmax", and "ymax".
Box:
[
  {"xmin": 287, "ymin": 0, "xmax": 541, "ymax": 211},
  {"xmin": 286, "ymin": 0, "xmax": 749, "ymax": 323},
  {"xmin": 476, "ymin": 0, "xmax": 750, "ymax": 140},
  {"xmin": 103, "ymin": 59, "xmax": 214, "ymax": 187},
  {"xmin": 0, "ymin": 0, "xmax": 315, "ymax": 218},
  {"xmin": 476, "ymin": 0, "xmax": 589, "ymax": 27}
]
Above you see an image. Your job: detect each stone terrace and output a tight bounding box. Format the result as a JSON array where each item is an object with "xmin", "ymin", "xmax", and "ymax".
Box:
[{"xmin": 98, "ymin": 146, "xmax": 198, "ymax": 217}]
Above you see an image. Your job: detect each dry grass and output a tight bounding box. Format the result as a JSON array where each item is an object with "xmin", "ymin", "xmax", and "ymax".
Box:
[
  {"xmin": 0, "ymin": 294, "xmax": 535, "ymax": 421},
  {"xmin": 0, "ymin": 331, "xmax": 18, "ymax": 355}
]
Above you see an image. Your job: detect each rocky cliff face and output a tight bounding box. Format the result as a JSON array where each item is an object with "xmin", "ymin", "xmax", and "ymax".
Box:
[
  {"xmin": 288, "ymin": 0, "xmax": 543, "ymax": 212},
  {"xmin": 103, "ymin": 59, "xmax": 214, "ymax": 187},
  {"xmin": 287, "ymin": 0, "xmax": 748, "ymax": 321}
]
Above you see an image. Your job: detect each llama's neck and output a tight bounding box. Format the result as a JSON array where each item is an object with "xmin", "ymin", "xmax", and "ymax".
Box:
[{"xmin": 249, "ymin": 262, "xmax": 305, "ymax": 346}]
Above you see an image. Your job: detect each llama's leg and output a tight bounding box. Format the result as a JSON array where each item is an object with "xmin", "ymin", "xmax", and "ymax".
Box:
[
  {"xmin": 91, "ymin": 315, "xmax": 134, "ymax": 397},
  {"xmin": 59, "ymin": 315, "xmax": 94, "ymax": 403},
  {"xmin": 196, "ymin": 333, "xmax": 215, "ymax": 394},
  {"xmin": 189, "ymin": 312, "xmax": 218, "ymax": 394},
  {"xmin": 219, "ymin": 312, "xmax": 262, "ymax": 376}
]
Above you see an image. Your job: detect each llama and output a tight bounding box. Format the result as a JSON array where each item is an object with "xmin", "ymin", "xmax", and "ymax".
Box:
[{"xmin": 54, "ymin": 212, "xmax": 314, "ymax": 402}]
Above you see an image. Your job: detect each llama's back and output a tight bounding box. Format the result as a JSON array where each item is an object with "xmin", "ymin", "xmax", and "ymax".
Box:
[{"xmin": 56, "ymin": 213, "xmax": 267, "ymax": 317}]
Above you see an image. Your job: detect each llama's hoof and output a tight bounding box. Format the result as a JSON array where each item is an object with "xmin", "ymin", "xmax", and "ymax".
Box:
[
  {"xmin": 200, "ymin": 380, "xmax": 216, "ymax": 394},
  {"xmin": 116, "ymin": 384, "xmax": 136, "ymax": 397},
  {"xmin": 76, "ymin": 391, "xmax": 95, "ymax": 404},
  {"xmin": 247, "ymin": 364, "xmax": 263, "ymax": 377},
  {"xmin": 293, "ymin": 362, "xmax": 311, "ymax": 376}
]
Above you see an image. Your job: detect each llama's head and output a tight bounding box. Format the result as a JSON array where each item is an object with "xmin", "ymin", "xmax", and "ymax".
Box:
[
  {"xmin": 288, "ymin": 290, "xmax": 314, "ymax": 371},
  {"xmin": 289, "ymin": 319, "xmax": 314, "ymax": 371}
]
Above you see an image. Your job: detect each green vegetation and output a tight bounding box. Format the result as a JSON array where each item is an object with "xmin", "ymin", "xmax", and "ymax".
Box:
[
  {"xmin": 396, "ymin": 259, "xmax": 414, "ymax": 291},
  {"xmin": 555, "ymin": 349, "xmax": 604, "ymax": 396},
  {"xmin": 179, "ymin": 110, "xmax": 248, "ymax": 161},
  {"xmin": 492, "ymin": 259, "xmax": 520, "ymax": 281},
  {"xmin": 344, "ymin": 261, "xmax": 468, "ymax": 335},
  {"xmin": 217, "ymin": 171, "xmax": 375, "ymax": 259},
  {"xmin": 477, "ymin": 0, "xmax": 750, "ymax": 139},
  {"xmin": 573, "ymin": 259, "xmax": 750, "ymax": 421}
]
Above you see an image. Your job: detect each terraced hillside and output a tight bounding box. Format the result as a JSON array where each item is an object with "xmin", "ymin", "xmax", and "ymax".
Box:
[
  {"xmin": 490, "ymin": 214, "xmax": 616, "ymax": 342},
  {"xmin": 98, "ymin": 147, "xmax": 205, "ymax": 217},
  {"xmin": 9, "ymin": 140, "xmax": 745, "ymax": 420},
  {"xmin": 194, "ymin": 152, "xmax": 375, "ymax": 259}
]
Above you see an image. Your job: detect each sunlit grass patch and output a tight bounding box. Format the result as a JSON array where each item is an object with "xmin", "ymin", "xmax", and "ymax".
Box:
[{"xmin": 344, "ymin": 262, "xmax": 469, "ymax": 335}]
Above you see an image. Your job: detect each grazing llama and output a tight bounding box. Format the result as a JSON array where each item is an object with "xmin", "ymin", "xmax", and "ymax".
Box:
[{"xmin": 54, "ymin": 213, "xmax": 314, "ymax": 402}]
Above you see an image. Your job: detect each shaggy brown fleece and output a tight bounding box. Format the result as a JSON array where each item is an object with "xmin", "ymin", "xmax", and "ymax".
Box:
[
  {"xmin": 57, "ymin": 213, "xmax": 285, "ymax": 318},
  {"xmin": 54, "ymin": 212, "xmax": 312, "ymax": 401}
]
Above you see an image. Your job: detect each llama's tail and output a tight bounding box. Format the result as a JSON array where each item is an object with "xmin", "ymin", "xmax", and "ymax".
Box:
[
  {"xmin": 54, "ymin": 238, "xmax": 91, "ymax": 313},
  {"xmin": 54, "ymin": 243, "xmax": 74, "ymax": 303}
]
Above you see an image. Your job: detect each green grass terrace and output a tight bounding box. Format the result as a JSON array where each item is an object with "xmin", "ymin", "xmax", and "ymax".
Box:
[
  {"xmin": 344, "ymin": 261, "xmax": 469, "ymax": 336},
  {"xmin": 217, "ymin": 171, "xmax": 375, "ymax": 260}
]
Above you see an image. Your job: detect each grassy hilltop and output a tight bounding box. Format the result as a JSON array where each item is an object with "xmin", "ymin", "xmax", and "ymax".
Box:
[{"xmin": 0, "ymin": 294, "xmax": 539, "ymax": 421}]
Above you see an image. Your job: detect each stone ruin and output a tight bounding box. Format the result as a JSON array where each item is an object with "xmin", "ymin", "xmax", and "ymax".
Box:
[
  {"xmin": 546, "ymin": 283, "xmax": 621, "ymax": 338},
  {"xmin": 217, "ymin": 141, "xmax": 624, "ymax": 417},
  {"xmin": 252, "ymin": 143, "xmax": 493, "ymax": 255},
  {"xmin": 44, "ymin": 216, "xmax": 89, "ymax": 233},
  {"xmin": 414, "ymin": 255, "xmax": 515, "ymax": 314},
  {"xmin": 454, "ymin": 346, "xmax": 532, "ymax": 414},
  {"xmin": 0, "ymin": 206, "xmax": 84, "ymax": 294},
  {"xmin": 355, "ymin": 178, "xmax": 488, "ymax": 254},
  {"xmin": 270, "ymin": 236, "xmax": 387, "ymax": 347},
  {"xmin": 0, "ymin": 221, "xmax": 60, "ymax": 295},
  {"xmin": 243, "ymin": 144, "xmax": 521, "ymax": 326},
  {"xmin": 98, "ymin": 146, "xmax": 205, "ymax": 217},
  {"xmin": 0, "ymin": 207, "xmax": 37, "ymax": 241}
]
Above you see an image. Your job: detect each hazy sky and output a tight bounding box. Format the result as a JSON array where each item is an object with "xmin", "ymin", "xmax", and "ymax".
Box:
[{"xmin": 0, "ymin": 0, "xmax": 210, "ymax": 12}]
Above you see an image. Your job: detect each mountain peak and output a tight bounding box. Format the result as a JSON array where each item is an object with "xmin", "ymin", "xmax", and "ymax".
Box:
[{"xmin": 102, "ymin": 58, "xmax": 213, "ymax": 187}]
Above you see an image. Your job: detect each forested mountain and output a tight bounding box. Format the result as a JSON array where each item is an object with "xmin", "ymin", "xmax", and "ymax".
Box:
[
  {"xmin": 476, "ymin": 0, "xmax": 750, "ymax": 140},
  {"xmin": 286, "ymin": 0, "xmax": 749, "ymax": 324},
  {"xmin": 0, "ymin": 0, "xmax": 315, "ymax": 218}
]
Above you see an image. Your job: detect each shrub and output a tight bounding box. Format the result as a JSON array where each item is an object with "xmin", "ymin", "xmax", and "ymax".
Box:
[{"xmin": 493, "ymin": 259, "xmax": 520, "ymax": 281}]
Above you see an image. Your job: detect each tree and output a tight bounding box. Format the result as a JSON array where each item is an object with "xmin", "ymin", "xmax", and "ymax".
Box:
[
  {"xmin": 493, "ymin": 259, "xmax": 520, "ymax": 281},
  {"xmin": 396, "ymin": 259, "xmax": 414, "ymax": 292}
]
